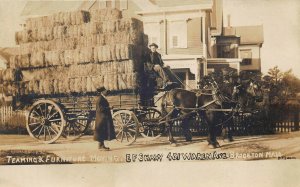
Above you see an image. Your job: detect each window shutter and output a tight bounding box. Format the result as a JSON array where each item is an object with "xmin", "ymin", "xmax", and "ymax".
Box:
[{"xmin": 120, "ymin": 0, "xmax": 128, "ymax": 10}]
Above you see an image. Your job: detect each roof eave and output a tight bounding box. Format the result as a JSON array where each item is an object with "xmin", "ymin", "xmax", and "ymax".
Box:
[{"xmin": 136, "ymin": 4, "xmax": 213, "ymax": 15}]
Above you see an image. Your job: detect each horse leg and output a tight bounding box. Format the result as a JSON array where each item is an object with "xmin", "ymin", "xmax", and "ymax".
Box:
[
  {"xmin": 222, "ymin": 115, "xmax": 234, "ymax": 142},
  {"xmin": 206, "ymin": 112, "xmax": 220, "ymax": 149},
  {"xmin": 182, "ymin": 117, "xmax": 192, "ymax": 142},
  {"xmin": 166, "ymin": 115, "xmax": 177, "ymax": 146}
]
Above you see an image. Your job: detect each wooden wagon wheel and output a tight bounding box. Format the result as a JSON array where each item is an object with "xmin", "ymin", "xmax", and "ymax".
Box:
[
  {"xmin": 26, "ymin": 100, "xmax": 66, "ymax": 144},
  {"xmin": 64, "ymin": 114, "xmax": 91, "ymax": 141},
  {"xmin": 140, "ymin": 108, "xmax": 163, "ymax": 139},
  {"xmin": 112, "ymin": 110, "xmax": 139, "ymax": 145}
]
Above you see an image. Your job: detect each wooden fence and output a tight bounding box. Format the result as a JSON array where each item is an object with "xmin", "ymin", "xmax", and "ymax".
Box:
[
  {"xmin": 0, "ymin": 105, "xmax": 299, "ymax": 136},
  {"xmin": 0, "ymin": 106, "xmax": 27, "ymax": 133}
]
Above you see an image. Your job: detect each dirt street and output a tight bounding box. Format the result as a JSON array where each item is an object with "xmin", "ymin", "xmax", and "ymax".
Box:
[{"xmin": 1, "ymin": 131, "xmax": 300, "ymax": 164}]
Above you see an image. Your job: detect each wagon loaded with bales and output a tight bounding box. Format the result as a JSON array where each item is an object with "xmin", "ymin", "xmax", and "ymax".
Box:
[{"xmin": 0, "ymin": 8, "xmax": 160, "ymax": 144}]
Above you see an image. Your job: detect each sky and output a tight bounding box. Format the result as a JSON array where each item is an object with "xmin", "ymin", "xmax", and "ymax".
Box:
[{"xmin": 0, "ymin": 0, "xmax": 299, "ymax": 77}]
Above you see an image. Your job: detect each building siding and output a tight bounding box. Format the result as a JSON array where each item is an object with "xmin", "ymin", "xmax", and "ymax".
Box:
[
  {"xmin": 240, "ymin": 58, "xmax": 261, "ymax": 71},
  {"xmin": 166, "ymin": 18, "xmax": 203, "ymax": 55}
]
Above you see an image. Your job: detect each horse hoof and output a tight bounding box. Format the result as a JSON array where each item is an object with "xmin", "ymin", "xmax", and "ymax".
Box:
[
  {"xmin": 223, "ymin": 138, "xmax": 234, "ymax": 143},
  {"xmin": 208, "ymin": 144, "xmax": 216, "ymax": 149},
  {"xmin": 185, "ymin": 138, "xmax": 192, "ymax": 142}
]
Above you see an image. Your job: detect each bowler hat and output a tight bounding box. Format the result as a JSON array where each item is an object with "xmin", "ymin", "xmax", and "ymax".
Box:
[
  {"xmin": 96, "ymin": 87, "xmax": 106, "ymax": 93},
  {"xmin": 149, "ymin": 43, "xmax": 158, "ymax": 48}
]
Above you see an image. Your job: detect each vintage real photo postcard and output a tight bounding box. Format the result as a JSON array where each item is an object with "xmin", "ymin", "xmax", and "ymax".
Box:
[{"xmin": 0, "ymin": 0, "xmax": 299, "ymax": 167}]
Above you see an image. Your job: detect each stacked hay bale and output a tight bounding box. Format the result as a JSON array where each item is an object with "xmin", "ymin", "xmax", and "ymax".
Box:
[{"xmin": 2, "ymin": 8, "xmax": 145, "ymax": 97}]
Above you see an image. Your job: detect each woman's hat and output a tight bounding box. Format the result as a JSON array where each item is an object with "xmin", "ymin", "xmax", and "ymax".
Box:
[{"xmin": 149, "ymin": 43, "xmax": 158, "ymax": 48}]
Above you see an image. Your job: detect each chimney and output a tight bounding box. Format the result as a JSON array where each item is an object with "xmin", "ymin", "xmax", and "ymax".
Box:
[{"xmin": 227, "ymin": 14, "xmax": 231, "ymax": 27}]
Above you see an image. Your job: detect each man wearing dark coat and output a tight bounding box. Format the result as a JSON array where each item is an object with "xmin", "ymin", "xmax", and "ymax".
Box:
[
  {"xmin": 144, "ymin": 43, "xmax": 169, "ymax": 88},
  {"xmin": 94, "ymin": 87, "xmax": 116, "ymax": 150}
]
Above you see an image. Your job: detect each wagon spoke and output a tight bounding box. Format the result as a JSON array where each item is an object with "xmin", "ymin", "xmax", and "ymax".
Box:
[
  {"xmin": 124, "ymin": 132, "xmax": 129, "ymax": 142},
  {"xmin": 114, "ymin": 115, "xmax": 123, "ymax": 125},
  {"xmin": 49, "ymin": 119, "xmax": 62, "ymax": 122},
  {"xmin": 29, "ymin": 122, "xmax": 41, "ymax": 126},
  {"xmin": 44, "ymin": 126, "xmax": 46, "ymax": 141},
  {"xmin": 32, "ymin": 109, "xmax": 41, "ymax": 117},
  {"xmin": 48, "ymin": 111, "xmax": 59, "ymax": 120},
  {"xmin": 128, "ymin": 129, "xmax": 136, "ymax": 133},
  {"xmin": 47, "ymin": 105, "xmax": 54, "ymax": 119},
  {"xmin": 120, "ymin": 131, "xmax": 124, "ymax": 142},
  {"xmin": 49, "ymin": 126, "xmax": 58, "ymax": 135},
  {"xmin": 32, "ymin": 124, "xmax": 42, "ymax": 133},
  {"xmin": 75, "ymin": 121, "xmax": 87, "ymax": 128},
  {"xmin": 126, "ymin": 123, "xmax": 136, "ymax": 127},
  {"xmin": 37, "ymin": 104, "xmax": 44, "ymax": 118},
  {"xmin": 127, "ymin": 132, "xmax": 133, "ymax": 139},
  {"xmin": 37, "ymin": 126, "xmax": 44, "ymax": 138},
  {"xmin": 124, "ymin": 115, "xmax": 132, "ymax": 126},
  {"xmin": 116, "ymin": 130, "xmax": 122, "ymax": 138},
  {"xmin": 46, "ymin": 127, "xmax": 52, "ymax": 139},
  {"xmin": 29, "ymin": 116, "xmax": 40, "ymax": 120}
]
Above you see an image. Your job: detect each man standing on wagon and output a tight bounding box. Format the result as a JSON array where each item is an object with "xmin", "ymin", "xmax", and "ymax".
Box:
[{"xmin": 94, "ymin": 87, "xmax": 116, "ymax": 151}]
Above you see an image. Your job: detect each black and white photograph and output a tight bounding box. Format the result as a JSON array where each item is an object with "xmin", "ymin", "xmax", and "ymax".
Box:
[{"xmin": 0, "ymin": 0, "xmax": 299, "ymax": 186}]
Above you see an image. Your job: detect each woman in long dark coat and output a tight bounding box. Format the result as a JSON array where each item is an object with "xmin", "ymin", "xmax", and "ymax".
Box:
[{"xmin": 94, "ymin": 87, "xmax": 116, "ymax": 150}]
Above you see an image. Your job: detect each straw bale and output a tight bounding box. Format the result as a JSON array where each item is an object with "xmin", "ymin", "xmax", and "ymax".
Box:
[
  {"xmin": 19, "ymin": 54, "xmax": 31, "ymax": 68},
  {"xmin": 33, "ymin": 80, "xmax": 40, "ymax": 94},
  {"xmin": 63, "ymin": 12, "xmax": 72, "ymax": 25},
  {"xmin": 2, "ymin": 69, "xmax": 16, "ymax": 82},
  {"xmin": 102, "ymin": 20, "xmax": 117, "ymax": 33},
  {"xmin": 91, "ymin": 34, "xmax": 98, "ymax": 46},
  {"xmin": 96, "ymin": 34, "xmax": 105, "ymax": 46},
  {"xmin": 31, "ymin": 51, "xmax": 45, "ymax": 67},
  {"xmin": 81, "ymin": 77, "xmax": 87, "ymax": 93},
  {"xmin": 15, "ymin": 30, "xmax": 30, "ymax": 44},
  {"xmin": 85, "ymin": 22, "xmax": 100, "ymax": 35},
  {"xmin": 112, "ymin": 74, "xmax": 118, "ymax": 91},
  {"xmin": 117, "ymin": 74, "xmax": 126, "ymax": 90},
  {"xmin": 74, "ymin": 77, "xmax": 82, "ymax": 92},
  {"xmin": 82, "ymin": 47, "xmax": 94, "ymax": 63},
  {"xmin": 3, "ymin": 82, "xmax": 17, "ymax": 96},
  {"xmin": 0, "ymin": 70, "xmax": 3, "ymax": 84},
  {"xmin": 39, "ymin": 79, "xmax": 45, "ymax": 94},
  {"xmin": 86, "ymin": 76, "xmax": 94, "ymax": 92},
  {"xmin": 92, "ymin": 75, "xmax": 104, "ymax": 90},
  {"xmin": 64, "ymin": 50, "xmax": 74, "ymax": 65},
  {"xmin": 52, "ymin": 79, "xmax": 59, "ymax": 94},
  {"xmin": 69, "ymin": 78, "xmax": 75, "ymax": 92},
  {"xmin": 103, "ymin": 74, "xmax": 109, "ymax": 90},
  {"xmin": 53, "ymin": 25, "xmax": 65, "ymax": 39},
  {"xmin": 90, "ymin": 8, "xmax": 121, "ymax": 22},
  {"xmin": 115, "ymin": 44, "xmax": 122, "ymax": 60}
]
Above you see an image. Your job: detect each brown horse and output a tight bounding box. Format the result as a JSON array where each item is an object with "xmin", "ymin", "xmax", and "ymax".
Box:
[
  {"xmin": 160, "ymin": 76, "xmax": 263, "ymax": 148},
  {"xmin": 160, "ymin": 86, "xmax": 225, "ymax": 148}
]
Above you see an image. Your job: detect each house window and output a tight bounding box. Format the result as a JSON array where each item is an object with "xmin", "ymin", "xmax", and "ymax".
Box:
[
  {"xmin": 144, "ymin": 22, "xmax": 161, "ymax": 48},
  {"xmin": 169, "ymin": 20, "xmax": 188, "ymax": 48},
  {"xmin": 240, "ymin": 49, "xmax": 252, "ymax": 65}
]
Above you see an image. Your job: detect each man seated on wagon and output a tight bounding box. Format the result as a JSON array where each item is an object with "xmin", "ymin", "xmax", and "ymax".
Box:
[{"xmin": 144, "ymin": 43, "xmax": 176, "ymax": 90}]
